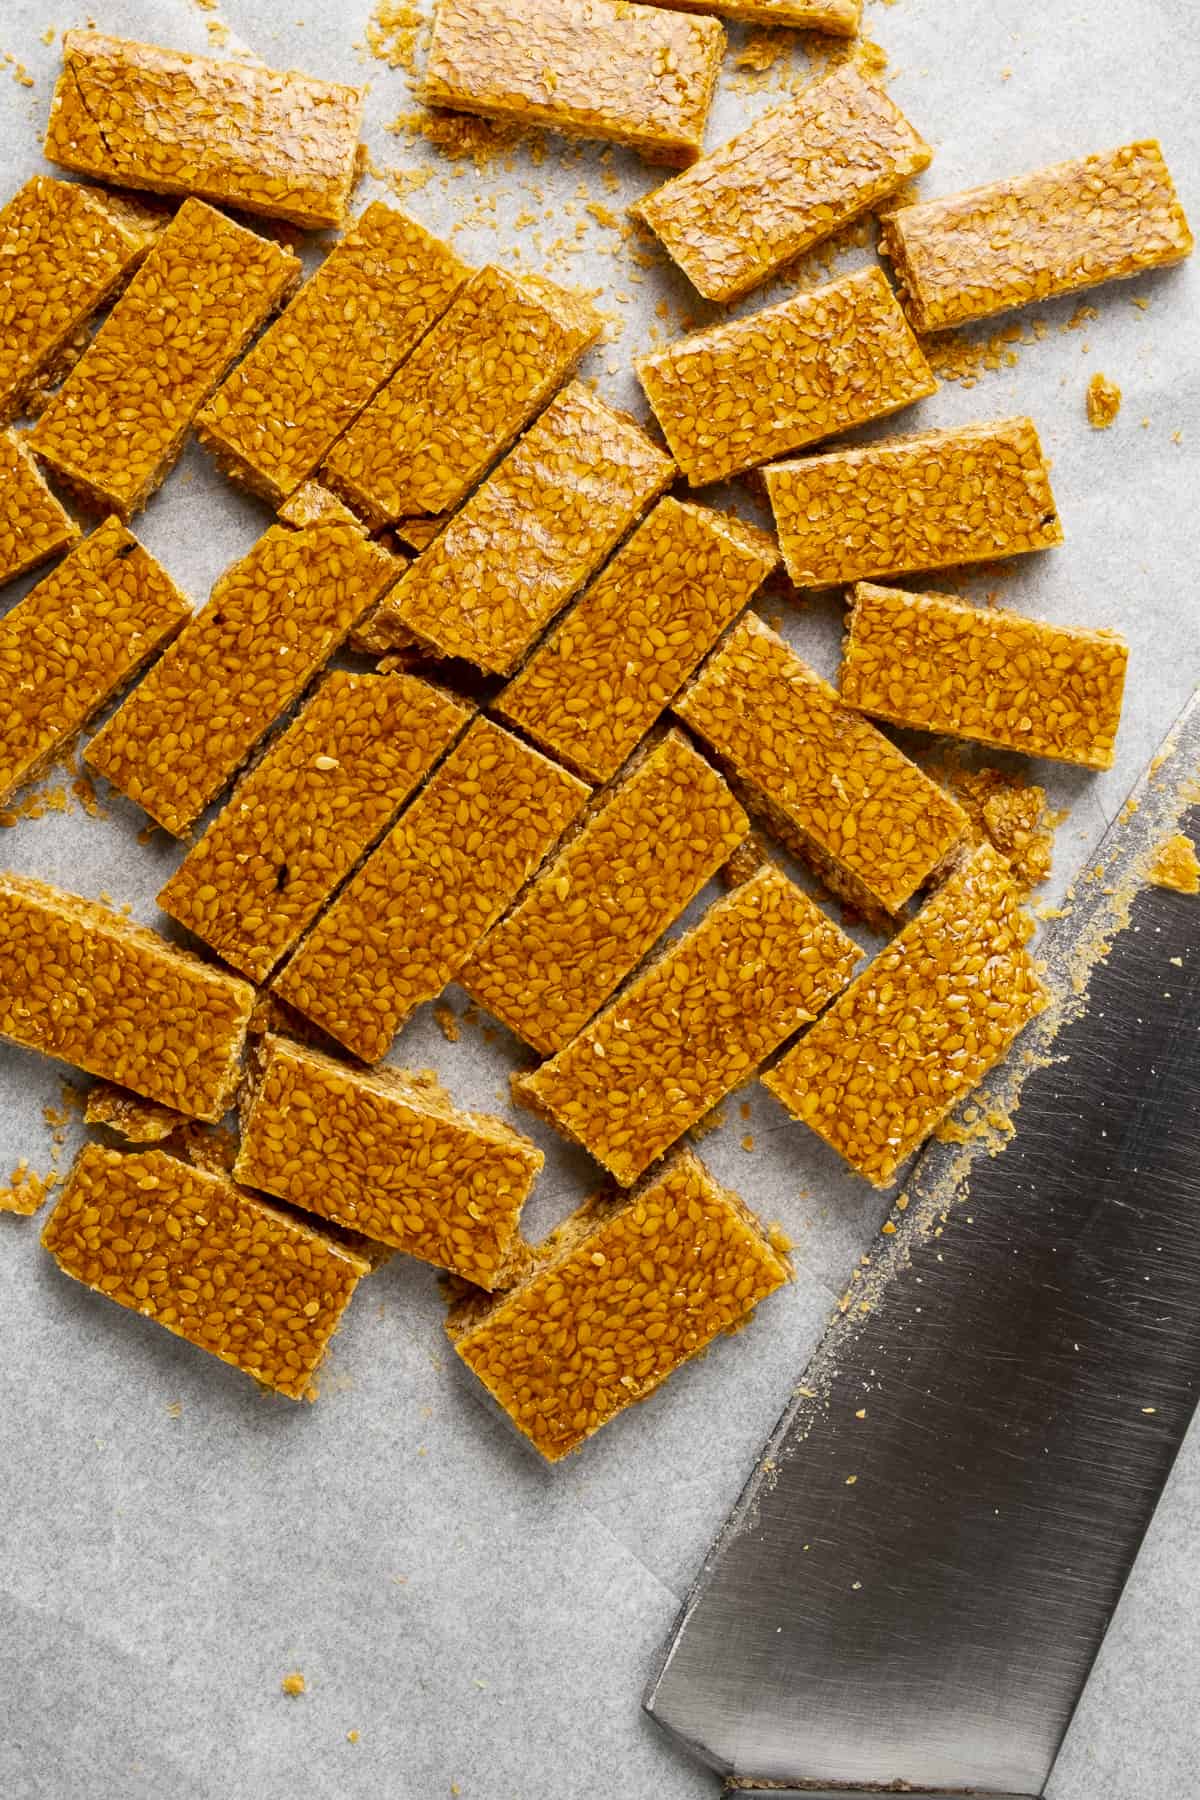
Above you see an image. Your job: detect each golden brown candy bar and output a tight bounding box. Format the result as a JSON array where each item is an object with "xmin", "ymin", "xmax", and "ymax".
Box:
[
  {"xmin": 323, "ymin": 265, "xmax": 602, "ymax": 529},
  {"xmin": 158, "ymin": 670, "xmax": 471, "ymax": 983},
  {"xmin": 635, "ymin": 265, "xmax": 935, "ymax": 486},
  {"xmin": 448, "ymin": 1148, "xmax": 791, "ymax": 1460},
  {"xmin": 424, "ymin": 0, "xmax": 724, "ymax": 168},
  {"xmin": 197, "ymin": 205, "xmax": 467, "ymax": 506},
  {"xmin": 495, "ymin": 498, "xmax": 777, "ymax": 784},
  {"xmin": 634, "ymin": 66, "xmax": 930, "ymax": 303},
  {"xmin": 765, "ymin": 416, "xmax": 1063, "ymax": 588},
  {"xmin": 86, "ymin": 522, "xmax": 398, "ymax": 836},
  {"xmin": 0, "ymin": 430, "xmax": 79, "ymax": 590},
  {"xmin": 763, "ymin": 844, "xmax": 1047, "ymax": 1187},
  {"xmin": 44, "ymin": 31, "xmax": 365, "ymax": 231},
  {"xmin": 277, "ymin": 482, "xmax": 366, "ymax": 532},
  {"xmin": 462, "ymin": 730, "xmax": 748, "ymax": 1055},
  {"xmin": 644, "ymin": 0, "xmax": 858, "ymax": 30},
  {"xmin": 0, "ymin": 176, "xmax": 160, "ymax": 425},
  {"xmin": 43, "ymin": 1145, "xmax": 366, "ymax": 1398},
  {"xmin": 27, "ymin": 199, "xmax": 300, "ymax": 521},
  {"xmin": 1, "ymin": 517, "xmax": 189, "ymax": 810},
  {"xmin": 275, "ymin": 719, "xmax": 589, "ymax": 1062},
  {"xmin": 674, "ymin": 611, "xmax": 968, "ymax": 919},
  {"xmin": 0, "ymin": 873, "xmax": 253, "ymax": 1121},
  {"xmin": 235, "ymin": 1036, "xmax": 540, "ymax": 1289},
  {"xmin": 516, "ymin": 865, "xmax": 859, "ymax": 1186},
  {"xmin": 841, "ymin": 582, "xmax": 1129, "ymax": 771},
  {"xmin": 880, "ymin": 140, "xmax": 1193, "ymax": 334},
  {"xmin": 370, "ymin": 382, "xmax": 675, "ymax": 672}
]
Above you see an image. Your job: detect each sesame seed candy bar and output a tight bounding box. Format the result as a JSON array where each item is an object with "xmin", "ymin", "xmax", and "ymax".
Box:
[
  {"xmin": 765, "ymin": 416, "xmax": 1063, "ymax": 588},
  {"xmin": 0, "ymin": 176, "xmax": 160, "ymax": 426},
  {"xmin": 197, "ymin": 206, "xmax": 467, "ymax": 507},
  {"xmin": 0, "ymin": 429, "xmax": 79, "ymax": 590},
  {"xmin": 841, "ymin": 582, "xmax": 1129, "ymax": 771},
  {"xmin": 42, "ymin": 1145, "xmax": 367, "ymax": 1399},
  {"xmin": 1, "ymin": 517, "xmax": 190, "ymax": 810},
  {"xmin": 515, "ymin": 865, "xmax": 859, "ymax": 1187},
  {"xmin": 44, "ymin": 31, "xmax": 365, "ymax": 231},
  {"xmin": 674, "ymin": 612, "xmax": 969, "ymax": 920},
  {"xmin": 462, "ymin": 730, "xmax": 749, "ymax": 1056},
  {"xmin": 762, "ymin": 844, "xmax": 1047, "ymax": 1188},
  {"xmin": 0, "ymin": 873, "xmax": 254, "ymax": 1121},
  {"xmin": 448, "ymin": 1148, "xmax": 791, "ymax": 1460},
  {"xmin": 635, "ymin": 265, "xmax": 936, "ymax": 487},
  {"xmin": 277, "ymin": 481, "xmax": 366, "ymax": 532},
  {"xmin": 275, "ymin": 719, "xmax": 589, "ymax": 1063},
  {"xmin": 158, "ymin": 670, "xmax": 472, "ymax": 983},
  {"xmin": 633, "ymin": 66, "xmax": 930, "ymax": 304},
  {"xmin": 495, "ymin": 498, "xmax": 778, "ymax": 785},
  {"xmin": 370, "ymin": 382, "xmax": 675, "ymax": 673},
  {"xmin": 323, "ymin": 265, "xmax": 602, "ymax": 529},
  {"xmin": 27, "ymin": 200, "xmax": 300, "ymax": 522},
  {"xmin": 86, "ymin": 521, "xmax": 399, "ymax": 837},
  {"xmin": 643, "ymin": 0, "xmax": 858, "ymax": 31},
  {"xmin": 879, "ymin": 140, "xmax": 1193, "ymax": 335},
  {"xmin": 235, "ymin": 1036, "xmax": 541, "ymax": 1289},
  {"xmin": 424, "ymin": 0, "xmax": 724, "ymax": 169}
]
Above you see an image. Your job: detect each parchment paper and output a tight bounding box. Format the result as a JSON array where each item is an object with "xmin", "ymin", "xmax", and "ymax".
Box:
[{"xmin": 1, "ymin": 2, "xmax": 1197, "ymax": 1796}]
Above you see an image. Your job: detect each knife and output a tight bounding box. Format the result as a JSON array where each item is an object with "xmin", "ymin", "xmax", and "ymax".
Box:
[{"xmin": 645, "ymin": 690, "xmax": 1200, "ymax": 1798}]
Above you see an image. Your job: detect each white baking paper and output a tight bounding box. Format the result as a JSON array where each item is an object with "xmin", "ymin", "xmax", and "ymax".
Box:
[{"xmin": 1, "ymin": 1, "xmax": 1197, "ymax": 1795}]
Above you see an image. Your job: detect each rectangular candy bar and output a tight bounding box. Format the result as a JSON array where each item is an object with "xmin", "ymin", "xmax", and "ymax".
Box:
[
  {"xmin": 0, "ymin": 176, "xmax": 160, "ymax": 425},
  {"xmin": 235, "ymin": 1036, "xmax": 541, "ymax": 1289},
  {"xmin": 86, "ymin": 521, "xmax": 399, "ymax": 836},
  {"xmin": 158, "ymin": 670, "xmax": 471, "ymax": 982},
  {"xmin": 880, "ymin": 140, "xmax": 1194, "ymax": 334},
  {"xmin": 643, "ymin": 0, "xmax": 859, "ymax": 30},
  {"xmin": 762, "ymin": 844, "xmax": 1047, "ymax": 1187},
  {"xmin": 462, "ymin": 729, "xmax": 748, "ymax": 1055},
  {"xmin": 197, "ymin": 205, "xmax": 467, "ymax": 506},
  {"xmin": 1, "ymin": 517, "xmax": 189, "ymax": 810},
  {"xmin": 674, "ymin": 611, "xmax": 969, "ymax": 919},
  {"xmin": 634, "ymin": 65, "xmax": 930, "ymax": 303},
  {"xmin": 323, "ymin": 265, "xmax": 602, "ymax": 529},
  {"xmin": 448, "ymin": 1148, "xmax": 792, "ymax": 1460},
  {"xmin": 765, "ymin": 416, "xmax": 1063, "ymax": 587},
  {"xmin": 841, "ymin": 582, "xmax": 1129, "ymax": 771},
  {"xmin": 0, "ymin": 429, "xmax": 79, "ymax": 589},
  {"xmin": 424, "ymin": 0, "xmax": 724, "ymax": 168},
  {"xmin": 515, "ymin": 864, "xmax": 859, "ymax": 1186},
  {"xmin": 42, "ymin": 1145, "xmax": 367, "ymax": 1399},
  {"xmin": 27, "ymin": 199, "xmax": 300, "ymax": 520},
  {"xmin": 495, "ymin": 498, "xmax": 777, "ymax": 784},
  {"xmin": 44, "ymin": 31, "xmax": 365, "ymax": 230},
  {"xmin": 635, "ymin": 265, "xmax": 935, "ymax": 486},
  {"xmin": 368, "ymin": 382, "xmax": 675, "ymax": 672},
  {"xmin": 0, "ymin": 873, "xmax": 254, "ymax": 1120},
  {"xmin": 274, "ymin": 719, "xmax": 589, "ymax": 1062}
]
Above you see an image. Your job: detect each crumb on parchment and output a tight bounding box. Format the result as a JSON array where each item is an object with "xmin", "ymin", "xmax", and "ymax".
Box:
[
  {"xmin": 0, "ymin": 1161, "xmax": 57, "ymax": 1215},
  {"xmin": 1087, "ymin": 371, "xmax": 1122, "ymax": 428},
  {"xmin": 433, "ymin": 1003, "xmax": 460, "ymax": 1044}
]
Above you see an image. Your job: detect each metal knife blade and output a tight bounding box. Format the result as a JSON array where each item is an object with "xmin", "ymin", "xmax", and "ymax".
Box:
[{"xmin": 645, "ymin": 692, "xmax": 1200, "ymax": 1798}]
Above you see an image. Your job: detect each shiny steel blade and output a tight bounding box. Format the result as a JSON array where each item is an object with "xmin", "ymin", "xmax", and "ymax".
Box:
[{"xmin": 646, "ymin": 692, "xmax": 1200, "ymax": 1797}]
